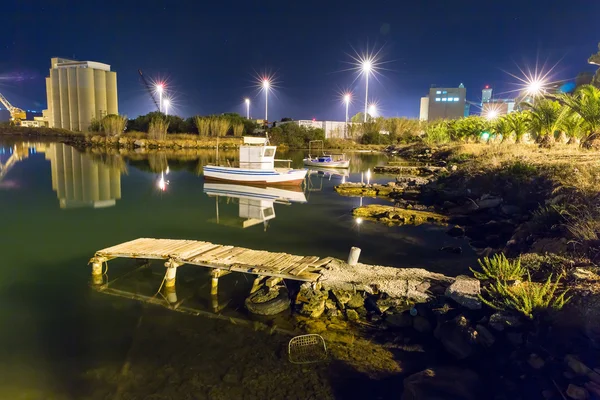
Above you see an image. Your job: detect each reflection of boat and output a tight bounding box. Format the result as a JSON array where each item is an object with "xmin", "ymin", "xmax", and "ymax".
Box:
[
  {"xmin": 303, "ymin": 140, "xmax": 350, "ymax": 169},
  {"xmin": 203, "ymin": 137, "xmax": 307, "ymax": 186},
  {"xmin": 307, "ymin": 166, "xmax": 349, "ymax": 178},
  {"xmin": 204, "ymin": 183, "xmax": 306, "ymax": 229}
]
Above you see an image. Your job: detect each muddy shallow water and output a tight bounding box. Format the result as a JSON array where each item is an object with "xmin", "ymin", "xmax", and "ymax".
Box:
[{"xmin": 0, "ymin": 141, "xmax": 476, "ymax": 399}]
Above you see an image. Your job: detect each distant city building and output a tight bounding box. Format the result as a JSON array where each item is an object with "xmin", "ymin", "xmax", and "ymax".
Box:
[
  {"xmin": 45, "ymin": 57, "xmax": 118, "ymax": 131},
  {"xmin": 419, "ymin": 97, "xmax": 429, "ymax": 121},
  {"xmin": 482, "ymin": 85, "xmax": 493, "ymax": 104},
  {"xmin": 426, "ymin": 83, "xmax": 467, "ymax": 120}
]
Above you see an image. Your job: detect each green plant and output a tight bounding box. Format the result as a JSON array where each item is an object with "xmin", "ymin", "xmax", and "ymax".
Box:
[
  {"xmin": 210, "ymin": 117, "xmax": 231, "ymax": 137},
  {"xmin": 101, "ymin": 114, "xmax": 127, "ymax": 136},
  {"xmin": 506, "ymin": 111, "xmax": 531, "ymax": 143},
  {"xmin": 88, "ymin": 116, "xmax": 102, "ymax": 132},
  {"xmin": 194, "ymin": 116, "xmax": 211, "ymax": 137},
  {"xmin": 148, "ymin": 115, "xmax": 169, "ymax": 140},
  {"xmin": 530, "ymin": 204, "xmax": 567, "ymax": 233},
  {"xmin": 423, "ymin": 121, "xmax": 450, "ymax": 145},
  {"xmin": 528, "ymin": 99, "xmax": 563, "ymax": 141},
  {"xmin": 563, "ymin": 204, "xmax": 600, "ymax": 241},
  {"xmin": 470, "ymin": 253, "xmax": 525, "ymax": 281},
  {"xmin": 480, "ymin": 273, "xmax": 571, "ymax": 319},
  {"xmin": 232, "ymin": 123, "xmax": 244, "ymax": 137},
  {"xmin": 555, "ymin": 85, "xmax": 600, "ymax": 141}
]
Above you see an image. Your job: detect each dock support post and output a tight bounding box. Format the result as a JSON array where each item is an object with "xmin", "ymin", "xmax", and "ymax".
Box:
[
  {"xmin": 164, "ymin": 285, "xmax": 178, "ymax": 304},
  {"xmin": 347, "ymin": 247, "xmax": 361, "ymax": 266},
  {"xmin": 91, "ymin": 257, "xmax": 105, "ymax": 286},
  {"xmin": 211, "ymin": 269, "xmax": 221, "ymax": 311},
  {"xmin": 164, "ymin": 259, "xmax": 181, "ymax": 288}
]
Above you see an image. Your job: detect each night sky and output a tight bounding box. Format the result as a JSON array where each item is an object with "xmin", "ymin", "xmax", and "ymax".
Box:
[{"xmin": 1, "ymin": 0, "xmax": 598, "ymax": 121}]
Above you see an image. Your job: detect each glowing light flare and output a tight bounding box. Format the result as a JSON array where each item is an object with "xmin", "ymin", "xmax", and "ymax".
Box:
[
  {"xmin": 368, "ymin": 103, "xmax": 378, "ymax": 117},
  {"xmin": 486, "ymin": 110, "xmax": 498, "ymax": 120},
  {"xmin": 343, "ymin": 93, "xmax": 352, "ymax": 104},
  {"xmin": 366, "ymin": 169, "xmax": 371, "ymax": 186},
  {"xmin": 356, "ymin": 217, "xmax": 363, "ymax": 225},
  {"xmin": 502, "ymin": 61, "xmax": 561, "ymax": 99},
  {"xmin": 245, "ymin": 98, "xmax": 250, "ymax": 104},
  {"xmin": 157, "ymin": 172, "xmax": 169, "ymax": 192},
  {"xmin": 163, "ymin": 99, "xmax": 170, "ymax": 116},
  {"xmin": 262, "ymin": 79, "xmax": 270, "ymax": 89}
]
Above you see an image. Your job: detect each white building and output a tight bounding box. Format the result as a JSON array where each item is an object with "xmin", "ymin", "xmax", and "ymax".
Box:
[
  {"xmin": 295, "ymin": 120, "xmax": 348, "ymax": 139},
  {"xmin": 419, "ymin": 97, "xmax": 429, "ymax": 121}
]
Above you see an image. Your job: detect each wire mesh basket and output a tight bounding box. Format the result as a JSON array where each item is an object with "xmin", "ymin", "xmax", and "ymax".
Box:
[{"xmin": 288, "ymin": 334, "xmax": 328, "ymax": 364}]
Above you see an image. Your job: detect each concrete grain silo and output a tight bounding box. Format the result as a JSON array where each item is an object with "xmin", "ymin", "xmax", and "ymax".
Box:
[{"xmin": 44, "ymin": 58, "xmax": 118, "ymax": 131}]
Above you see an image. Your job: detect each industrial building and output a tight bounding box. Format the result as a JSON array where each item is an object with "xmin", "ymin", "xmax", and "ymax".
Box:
[
  {"xmin": 44, "ymin": 57, "xmax": 118, "ymax": 131},
  {"xmin": 480, "ymin": 86, "xmax": 515, "ymax": 118},
  {"xmin": 423, "ymin": 84, "xmax": 467, "ymax": 121}
]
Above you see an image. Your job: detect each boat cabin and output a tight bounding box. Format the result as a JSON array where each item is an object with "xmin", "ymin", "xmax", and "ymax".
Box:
[{"xmin": 239, "ymin": 137, "xmax": 277, "ymax": 170}]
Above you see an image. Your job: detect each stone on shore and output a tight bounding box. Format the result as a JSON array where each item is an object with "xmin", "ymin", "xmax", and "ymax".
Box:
[
  {"xmin": 352, "ymin": 204, "xmax": 448, "ymax": 226},
  {"xmin": 402, "ymin": 367, "xmax": 481, "ymax": 400},
  {"xmin": 445, "ymin": 276, "xmax": 481, "ymax": 310}
]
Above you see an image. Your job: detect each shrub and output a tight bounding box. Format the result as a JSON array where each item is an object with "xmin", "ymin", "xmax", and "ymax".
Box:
[
  {"xmin": 148, "ymin": 115, "xmax": 169, "ymax": 140},
  {"xmin": 232, "ymin": 123, "xmax": 244, "ymax": 137},
  {"xmin": 470, "ymin": 254, "xmax": 525, "ymax": 281},
  {"xmin": 101, "ymin": 114, "xmax": 127, "ymax": 136},
  {"xmin": 563, "ymin": 204, "xmax": 600, "ymax": 241},
  {"xmin": 194, "ymin": 117, "xmax": 211, "ymax": 137},
  {"xmin": 361, "ymin": 131, "xmax": 391, "ymax": 145},
  {"xmin": 480, "ymin": 273, "xmax": 571, "ymax": 319},
  {"xmin": 423, "ymin": 121, "xmax": 450, "ymax": 145}
]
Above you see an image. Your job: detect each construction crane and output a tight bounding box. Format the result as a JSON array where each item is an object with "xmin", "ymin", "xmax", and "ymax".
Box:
[
  {"xmin": 0, "ymin": 91, "xmax": 26, "ymax": 125},
  {"xmin": 138, "ymin": 69, "xmax": 160, "ymax": 112}
]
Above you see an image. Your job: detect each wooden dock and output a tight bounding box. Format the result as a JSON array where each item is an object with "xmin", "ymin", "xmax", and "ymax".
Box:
[{"xmin": 91, "ymin": 238, "xmax": 333, "ymax": 282}]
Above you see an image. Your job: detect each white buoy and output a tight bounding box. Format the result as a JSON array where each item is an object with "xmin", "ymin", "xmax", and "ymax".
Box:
[{"xmin": 347, "ymin": 247, "xmax": 361, "ymax": 266}]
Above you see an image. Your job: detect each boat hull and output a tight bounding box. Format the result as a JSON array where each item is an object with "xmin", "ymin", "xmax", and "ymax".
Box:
[
  {"xmin": 203, "ymin": 166, "xmax": 307, "ymax": 186},
  {"xmin": 303, "ymin": 159, "xmax": 350, "ymax": 169}
]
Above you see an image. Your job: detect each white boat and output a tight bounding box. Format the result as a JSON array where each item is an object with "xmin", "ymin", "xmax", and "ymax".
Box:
[
  {"xmin": 303, "ymin": 140, "xmax": 350, "ymax": 169},
  {"xmin": 203, "ymin": 137, "xmax": 307, "ymax": 186}
]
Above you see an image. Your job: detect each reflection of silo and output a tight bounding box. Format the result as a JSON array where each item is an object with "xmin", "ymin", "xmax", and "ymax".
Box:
[
  {"xmin": 77, "ymin": 68, "xmax": 95, "ymax": 132},
  {"xmin": 106, "ymin": 71, "xmax": 118, "ymax": 115},
  {"xmin": 58, "ymin": 69, "xmax": 70, "ymax": 130},
  {"xmin": 54, "ymin": 144, "xmax": 66, "ymax": 200},
  {"xmin": 71, "ymin": 147, "xmax": 83, "ymax": 201},
  {"xmin": 50, "ymin": 69, "xmax": 61, "ymax": 128},
  {"xmin": 110, "ymin": 168, "xmax": 121, "ymax": 199},
  {"xmin": 67, "ymin": 69, "xmax": 79, "ymax": 133},
  {"xmin": 94, "ymin": 70, "xmax": 107, "ymax": 119},
  {"xmin": 62, "ymin": 145, "xmax": 74, "ymax": 201},
  {"xmin": 98, "ymin": 165, "xmax": 110, "ymax": 200},
  {"xmin": 81, "ymin": 156, "xmax": 99, "ymax": 203}
]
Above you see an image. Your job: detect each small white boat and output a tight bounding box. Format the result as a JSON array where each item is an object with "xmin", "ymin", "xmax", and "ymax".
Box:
[
  {"xmin": 303, "ymin": 140, "xmax": 350, "ymax": 169},
  {"xmin": 203, "ymin": 137, "xmax": 307, "ymax": 186}
]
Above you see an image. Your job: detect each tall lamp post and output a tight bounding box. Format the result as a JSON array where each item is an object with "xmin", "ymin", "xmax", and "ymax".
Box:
[
  {"xmin": 262, "ymin": 79, "xmax": 270, "ymax": 121},
  {"xmin": 361, "ymin": 60, "xmax": 372, "ymax": 122},
  {"xmin": 156, "ymin": 84, "xmax": 164, "ymax": 113},
  {"xmin": 163, "ymin": 99, "xmax": 170, "ymax": 116},
  {"xmin": 245, "ymin": 98, "xmax": 250, "ymax": 119},
  {"xmin": 343, "ymin": 93, "xmax": 351, "ymax": 139}
]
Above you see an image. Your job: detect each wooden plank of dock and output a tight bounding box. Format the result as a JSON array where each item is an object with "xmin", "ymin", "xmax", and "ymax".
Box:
[{"xmin": 94, "ymin": 238, "xmax": 333, "ymax": 282}]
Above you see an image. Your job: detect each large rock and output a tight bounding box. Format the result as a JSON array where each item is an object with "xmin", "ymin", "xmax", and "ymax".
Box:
[
  {"xmin": 445, "ymin": 276, "xmax": 481, "ymax": 310},
  {"xmin": 413, "ymin": 316, "xmax": 433, "ymax": 334},
  {"xmin": 477, "ymin": 196, "xmax": 503, "ymax": 210},
  {"xmin": 489, "ymin": 311, "xmax": 522, "ymax": 331},
  {"xmin": 386, "ymin": 312, "xmax": 413, "ymax": 328},
  {"xmin": 402, "ymin": 367, "xmax": 481, "ymax": 400},
  {"xmin": 434, "ymin": 316, "xmax": 476, "ymax": 359},
  {"xmin": 346, "ymin": 293, "xmax": 364, "ymax": 309}
]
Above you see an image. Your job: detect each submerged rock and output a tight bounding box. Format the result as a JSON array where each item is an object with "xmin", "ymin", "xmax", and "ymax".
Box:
[
  {"xmin": 445, "ymin": 276, "xmax": 481, "ymax": 310},
  {"xmin": 402, "ymin": 367, "xmax": 481, "ymax": 400},
  {"xmin": 447, "ymin": 225, "xmax": 465, "ymax": 237},
  {"xmin": 352, "ymin": 204, "xmax": 448, "ymax": 226}
]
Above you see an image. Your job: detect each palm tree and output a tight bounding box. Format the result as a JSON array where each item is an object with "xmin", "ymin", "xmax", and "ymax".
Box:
[
  {"xmin": 555, "ymin": 85, "xmax": 600, "ymax": 148},
  {"xmin": 506, "ymin": 111, "xmax": 530, "ymax": 144},
  {"xmin": 494, "ymin": 115, "xmax": 513, "ymax": 143},
  {"xmin": 559, "ymin": 109, "xmax": 583, "ymax": 145},
  {"xmin": 528, "ymin": 99, "xmax": 563, "ymax": 146}
]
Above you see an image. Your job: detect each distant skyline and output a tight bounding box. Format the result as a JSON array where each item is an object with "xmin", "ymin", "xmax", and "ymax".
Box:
[{"xmin": 0, "ymin": 0, "xmax": 598, "ymax": 121}]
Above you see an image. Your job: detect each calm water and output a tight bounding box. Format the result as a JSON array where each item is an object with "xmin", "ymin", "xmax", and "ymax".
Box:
[{"xmin": 0, "ymin": 141, "xmax": 475, "ymax": 399}]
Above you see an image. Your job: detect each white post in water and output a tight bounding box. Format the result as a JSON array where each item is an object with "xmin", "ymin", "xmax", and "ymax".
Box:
[
  {"xmin": 347, "ymin": 247, "xmax": 361, "ymax": 266},
  {"xmin": 91, "ymin": 258, "xmax": 103, "ymax": 285},
  {"xmin": 164, "ymin": 259, "xmax": 179, "ymax": 288},
  {"xmin": 361, "ymin": 172, "xmax": 364, "ymax": 184},
  {"xmin": 165, "ymin": 286, "xmax": 178, "ymax": 304}
]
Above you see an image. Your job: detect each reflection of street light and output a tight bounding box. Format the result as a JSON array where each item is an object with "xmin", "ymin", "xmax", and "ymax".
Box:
[
  {"xmin": 262, "ymin": 79, "xmax": 270, "ymax": 121},
  {"xmin": 362, "ymin": 59, "xmax": 373, "ymax": 122},
  {"xmin": 245, "ymin": 98, "xmax": 250, "ymax": 119},
  {"xmin": 158, "ymin": 172, "xmax": 168, "ymax": 191},
  {"xmin": 356, "ymin": 217, "xmax": 363, "ymax": 225},
  {"xmin": 366, "ymin": 169, "xmax": 371, "ymax": 185},
  {"xmin": 163, "ymin": 99, "xmax": 170, "ymax": 116}
]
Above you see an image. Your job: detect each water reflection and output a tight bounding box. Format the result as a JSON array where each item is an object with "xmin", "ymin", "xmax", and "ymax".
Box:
[
  {"xmin": 45, "ymin": 143, "xmax": 123, "ymax": 209},
  {"xmin": 203, "ymin": 183, "xmax": 307, "ymax": 230}
]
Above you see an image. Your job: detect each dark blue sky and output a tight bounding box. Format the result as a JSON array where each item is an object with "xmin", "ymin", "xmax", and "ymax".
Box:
[{"xmin": 1, "ymin": 0, "xmax": 598, "ymax": 121}]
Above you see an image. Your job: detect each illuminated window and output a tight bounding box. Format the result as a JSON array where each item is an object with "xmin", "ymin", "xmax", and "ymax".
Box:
[
  {"xmin": 436, "ymin": 90, "xmax": 441, "ymax": 94},
  {"xmin": 263, "ymin": 148, "xmax": 275, "ymax": 157},
  {"xmin": 454, "ymin": 97, "xmax": 459, "ymax": 101},
  {"xmin": 443, "ymin": 91, "xmax": 447, "ymax": 94},
  {"xmin": 442, "ymin": 98, "xmax": 447, "ymax": 102},
  {"xmin": 435, "ymin": 98, "xmax": 441, "ymax": 102}
]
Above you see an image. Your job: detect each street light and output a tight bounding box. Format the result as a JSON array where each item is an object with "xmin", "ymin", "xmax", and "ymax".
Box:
[
  {"xmin": 485, "ymin": 109, "xmax": 498, "ymax": 121},
  {"xmin": 245, "ymin": 98, "xmax": 250, "ymax": 119},
  {"xmin": 163, "ymin": 99, "xmax": 170, "ymax": 116},
  {"xmin": 262, "ymin": 79, "xmax": 270, "ymax": 121},
  {"xmin": 361, "ymin": 59, "xmax": 373, "ymax": 122},
  {"xmin": 156, "ymin": 84, "xmax": 164, "ymax": 113},
  {"xmin": 368, "ymin": 103, "xmax": 377, "ymax": 118},
  {"xmin": 343, "ymin": 93, "xmax": 351, "ymax": 139}
]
